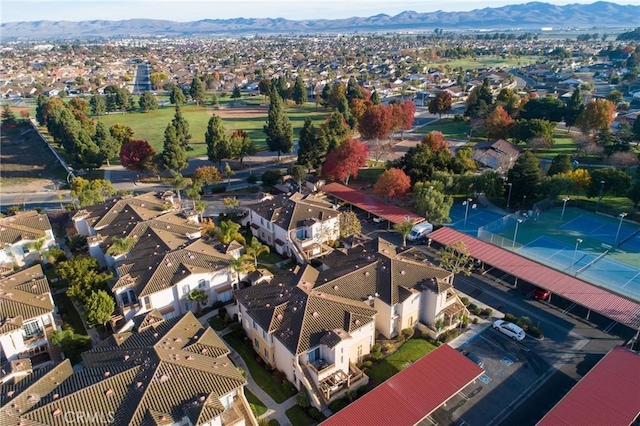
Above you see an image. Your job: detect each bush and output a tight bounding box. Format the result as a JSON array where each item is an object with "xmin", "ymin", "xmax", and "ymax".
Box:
[
  {"xmin": 362, "ymin": 360, "xmax": 372, "ymax": 368},
  {"xmin": 229, "ymin": 321, "xmax": 244, "ymax": 338},
  {"xmin": 382, "ymin": 343, "xmax": 394, "ymax": 354},
  {"xmin": 460, "ymin": 297, "xmax": 470, "ymax": 307},
  {"xmin": 468, "ymin": 303, "xmax": 478, "ymax": 311},
  {"xmin": 356, "ymin": 385, "xmax": 368, "ymax": 398},
  {"xmin": 370, "ymin": 343, "xmax": 381, "ymax": 353},
  {"xmin": 503, "ymin": 313, "xmax": 518, "ymax": 323},
  {"xmin": 218, "ymin": 307, "xmax": 227, "ymax": 316},
  {"xmin": 247, "ymin": 174, "xmax": 258, "ymax": 184},
  {"xmin": 472, "ymin": 317, "xmax": 479, "ymax": 324},
  {"xmin": 470, "ymin": 306, "xmax": 482, "ymax": 315},
  {"xmin": 329, "ymin": 399, "xmax": 348, "ymax": 413},
  {"xmin": 527, "ymin": 325, "xmax": 543, "ymax": 339},
  {"xmin": 396, "ymin": 333, "xmax": 405, "ymax": 343},
  {"xmin": 438, "ymin": 328, "xmax": 460, "ymax": 343},
  {"xmin": 261, "ymin": 170, "xmax": 282, "ymax": 187},
  {"xmin": 480, "ymin": 308, "xmax": 493, "ymax": 317},
  {"xmin": 307, "ymin": 407, "xmax": 324, "ymax": 421},
  {"xmin": 401, "ymin": 327, "xmax": 415, "ymax": 340},
  {"xmin": 296, "ymin": 389, "xmax": 310, "ymax": 408}
]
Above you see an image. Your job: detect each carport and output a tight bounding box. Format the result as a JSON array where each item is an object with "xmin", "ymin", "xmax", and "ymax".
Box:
[
  {"xmin": 538, "ymin": 346, "xmax": 640, "ymax": 426},
  {"xmin": 321, "ymin": 182, "xmax": 424, "ymax": 225},
  {"xmin": 429, "ymin": 227, "xmax": 640, "ymax": 330},
  {"xmin": 320, "ymin": 344, "xmax": 484, "ymax": 426}
]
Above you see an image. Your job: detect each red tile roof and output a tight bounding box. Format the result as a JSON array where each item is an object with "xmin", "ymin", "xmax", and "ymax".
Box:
[
  {"xmin": 537, "ymin": 346, "xmax": 640, "ymax": 426},
  {"xmin": 321, "ymin": 344, "xmax": 483, "ymax": 426},
  {"xmin": 321, "ymin": 182, "xmax": 424, "ymax": 225},
  {"xmin": 429, "ymin": 227, "xmax": 640, "ymax": 329}
]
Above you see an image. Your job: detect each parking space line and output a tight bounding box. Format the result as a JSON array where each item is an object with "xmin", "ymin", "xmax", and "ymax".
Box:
[{"xmin": 479, "ymin": 333, "xmax": 521, "ymax": 361}]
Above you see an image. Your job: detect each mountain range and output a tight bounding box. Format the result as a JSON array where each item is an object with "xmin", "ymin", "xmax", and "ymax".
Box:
[{"xmin": 2, "ymin": 1, "xmax": 638, "ymax": 40}]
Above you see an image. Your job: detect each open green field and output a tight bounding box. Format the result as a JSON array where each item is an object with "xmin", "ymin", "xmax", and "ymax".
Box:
[
  {"xmin": 417, "ymin": 118, "xmax": 470, "ymax": 140},
  {"xmin": 429, "ymin": 55, "xmax": 540, "ymax": 70},
  {"xmin": 97, "ymin": 102, "xmax": 330, "ymax": 158}
]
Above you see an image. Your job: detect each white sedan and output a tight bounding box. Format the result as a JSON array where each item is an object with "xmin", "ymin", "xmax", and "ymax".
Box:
[{"xmin": 493, "ymin": 320, "xmax": 526, "ymax": 341}]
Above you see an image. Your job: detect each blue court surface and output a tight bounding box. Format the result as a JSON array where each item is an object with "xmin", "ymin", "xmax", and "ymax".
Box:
[
  {"xmin": 561, "ymin": 215, "xmax": 640, "ymax": 252},
  {"xmin": 448, "ymin": 204, "xmax": 505, "ymax": 237},
  {"xmin": 517, "ymin": 235, "xmax": 640, "ymax": 301}
]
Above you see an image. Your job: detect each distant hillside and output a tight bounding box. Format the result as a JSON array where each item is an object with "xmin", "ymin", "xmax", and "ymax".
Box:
[{"xmin": 2, "ymin": 1, "xmax": 639, "ymax": 40}]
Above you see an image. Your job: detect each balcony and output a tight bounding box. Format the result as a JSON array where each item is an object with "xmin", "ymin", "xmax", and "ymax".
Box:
[
  {"xmin": 306, "ymin": 359, "xmax": 336, "ymax": 382},
  {"xmin": 22, "ymin": 323, "xmax": 54, "ymax": 348},
  {"xmin": 318, "ymin": 362, "xmax": 368, "ymax": 402}
]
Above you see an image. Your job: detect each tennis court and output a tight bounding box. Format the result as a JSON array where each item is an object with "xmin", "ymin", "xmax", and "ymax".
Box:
[
  {"xmin": 488, "ymin": 207, "xmax": 640, "ymax": 302},
  {"xmin": 448, "ymin": 203, "xmax": 505, "ymax": 237}
]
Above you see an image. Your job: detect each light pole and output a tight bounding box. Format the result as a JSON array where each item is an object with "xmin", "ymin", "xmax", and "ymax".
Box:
[
  {"xmin": 615, "ymin": 212, "xmax": 627, "ymax": 245},
  {"xmin": 572, "ymin": 238, "xmax": 583, "ymax": 274},
  {"xmin": 512, "ymin": 219, "xmax": 522, "ymax": 248},
  {"xmin": 506, "ymin": 182, "xmax": 513, "ymax": 212},
  {"xmin": 561, "ymin": 197, "xmax": 570, "ymax": 221},
  {"xmin": 462, "ymin": 198, "xmax": 476, "ymax": 226},
  {"xmin": 596, "ymin": 180, "xmax": 605, "ymax": 213}
]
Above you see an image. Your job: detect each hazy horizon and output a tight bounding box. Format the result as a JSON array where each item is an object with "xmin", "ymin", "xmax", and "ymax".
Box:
[{"xmin": 2, "ymin": 0, "xmax": 636, "ymax": 24}]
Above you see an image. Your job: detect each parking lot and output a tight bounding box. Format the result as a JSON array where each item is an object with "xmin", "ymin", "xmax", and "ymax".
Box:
[{"xmin": 431, "ymin": 325, "xmax": 588, "ymax": 426}]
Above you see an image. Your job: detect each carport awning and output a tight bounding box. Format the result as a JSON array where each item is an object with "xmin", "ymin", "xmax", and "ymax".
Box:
[
  {"xmin": 320, "ymin": 344, "xmax": 484, "ymax": 426},
  {"xmin": 429, "ymin": 227, "xmax": 640, "ymax": 330}
]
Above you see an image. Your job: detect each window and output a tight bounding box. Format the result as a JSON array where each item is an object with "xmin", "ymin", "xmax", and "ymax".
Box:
[
  {"xmin": 254, "ymin": 338, "xmax": 259, "ymax": 348},
  {"xmin": 144, "ymin": 297, "xmax": 151, "ymax": 308},
  {"xmin": 262, "ymin": 330, "xmax": 266, "ymax": 339},
  {"xmin": 198, "ymin": 279, "xmax": 206, "ymax": 289},
  {"xmin": 185, "ymin": 302, "xmax": 191, "ymax": 312},
  {"xmin": 182, "ymin": 285, "xmax": 190, "ymax": 296},
  {"xmin": 260, "ymin": 218, "xmax": 264, "ymax": 226},
  {"xmin": 393, "ymin": 305, "xmax": 398, "ymax": 315},
  {"xmin": 357, "ymin": 345, "xmax": 363, "ymax": 361},
  {"xmin": 23, "ymin": 321, "xmax": 42, "ymax": 338},
  {"xmin": 252, "ymin": 320, "xmax": 256, "ymax": 330},
  {"xmin": 308, "ymin": 347, "xmax": 320, "ymax": 363},
  {"xmin": 121, "ymin": 292, "xmax": 130, "ymax": 305},
  {"xmin": 264, "ymin": 348, "xmax": 268, "ymax": 359}
]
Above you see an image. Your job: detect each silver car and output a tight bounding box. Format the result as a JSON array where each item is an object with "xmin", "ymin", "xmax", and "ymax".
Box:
[{"xmin": 492, "ymin": 320, "xmax": 526, "ymax": 341}]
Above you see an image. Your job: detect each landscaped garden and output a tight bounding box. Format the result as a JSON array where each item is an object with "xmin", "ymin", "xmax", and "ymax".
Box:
[
  {"xmin": 286, "ymin": 405, "xmax": 318, "ymax": 426},
  {"xmin": 366, "ymin": 338, "xmax": 437, "ymax": 385},
  {"xmin": 244, "ymin": 389, "xmax": 268, "ymax": 418}
]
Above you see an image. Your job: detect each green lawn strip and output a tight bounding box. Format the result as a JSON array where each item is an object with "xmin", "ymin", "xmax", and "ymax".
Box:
[
  {"xmin": 417, "ymin": 118, "xmax": 470, "ymax": 140},
  {"xmin": 355, "ymin": 168, "xmax": 385, "ymax": 183},
  {"xmin": 258, "ymin": 251, "xmax": 287, "ymax": 264},
  {"xmin": 208, "ymin": 315, "xmax": 225, "ymax": 331},
  {"xmin": 367, "ymin": 339, "xmax": 436, "ymax": 385},
  {"xmin": 279, "ymin": 262, "xmax": 296, "ymax": 271},
  {"xmin": 223, "ymin": 333, "xmax": 296, "ymax": 403},
  {"xmin": 244, "ymin": 389, "xmax": 268, "ymax": 417},
  {"xmin": 285, "ymin": 406, "xmax": 316, "ymax": 426},
  {"xmin": 52, "ymin": 291, "xmax": 88, "ymax": 336},
  {"xmin": 268, "ymin": 420, "xmax": 281, "ymax": 426}
]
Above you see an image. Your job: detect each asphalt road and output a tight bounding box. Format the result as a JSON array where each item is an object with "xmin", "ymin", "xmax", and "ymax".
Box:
[{"xmin": 132, "ymin": 63, "xmax": 151, "ymax": 94}]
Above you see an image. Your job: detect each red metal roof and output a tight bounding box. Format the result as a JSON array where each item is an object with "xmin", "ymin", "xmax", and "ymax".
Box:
[
  {"xmin": 321, "ymin": 344, "xmax": 483, "ymax": 426},
  {"xmin": 429, "ymin": 227, "xmax": 640, "ymax": 330},
  {"xmin": 321, "ymin": 182, "xmax": 424, "ymax": 225},
  {"xmin": 538, "ymin": 346, "xmax": 640, "ymax": 426}
]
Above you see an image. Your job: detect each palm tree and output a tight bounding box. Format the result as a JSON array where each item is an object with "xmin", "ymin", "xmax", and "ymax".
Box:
[
  {"xmin": 28, "ymin": 238, "xmax": 46, "ymax": 261},
  {"xmin": 245, "ymin": 236, "xmax": 270, "ymax": 267},
  {"xmin": 393, "ymin": 219, "xmax": 414, "ymax": 247},
  {"xmin": 216, "ymin": 220, "xmax": 246, "ymax": 245},
  {"xmin": 229, "ymin": 255, "xmax": 253, "ymax": 285},
  {"xmin": 106, "ymin": 236, "xmax": 137, "ymax": 256}
]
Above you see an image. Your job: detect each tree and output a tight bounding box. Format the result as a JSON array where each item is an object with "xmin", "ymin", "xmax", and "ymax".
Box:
[
  {"xmin": 161, "ymin": 124, "xmax": 188, "ymax": 172},
  {"xmin": 149, "ymin": 72, "xmax": 169, "ymax": 90},
  {"xmin": 58, "ymin": 256, "xmax": 111, "ymax": 305},
  {"xmin": 339, "ymin": 211, "xmax": 362, "ymax": 238},
  {"xmin": 231, "ymin": 85, "xmax": 242, "ymax": 100},
  {"xmin": 70, "ymin": 177, "xmax": 115, "ymax": 207},
  {"xmin": 374, "ymin": 168, "xmax": 411, "ymax": 200},
  {"xmin": 292, "ymin": 76, "xmax": 307, "ymax": 105},
  {"xmin": 358, "ymin": 104, "xmax": 394, "ymax": 140},
  {"xmin": 223, "ymin": 162, "xmax": 234, "ymax": 186},
  {"xmin": 193, "ymin": 165, "xmax": 222, "ymax": 186},
  {"xmin": 168, "ymin": 172, "xmax": 191, "ymax": 206},
  {"xmin": 421, "ymin": 131, "xmax": 449, "ymax": 152},
  {"xmin": 438, "ymin": 241, "xmax": 474, "ymax": 276},
  {"xmin": 606, "ymin": 90, "xmax": 623, "ymax": 105},
  {"xmin": 120, "ymin": 139, "xmax": 156, "ymax": 173},
  {"xmin": 89, "ymin": 94, "xmax": 106, "ymax": 116},
  {"xmin": 245, "ymin": 236, "xmax": 269, "ymax": 267},
  {"xmin": 509, "ymin": 119, "xmax": 555, "ymax": 145},
  {"xmin": 564, "ymin": 87, "xmax": 584, "ymax": 131},
  {"xmin": 428, "ymin": 91, "xmax": 453, "ymax": 119},
  {"xmin": 288, "ymin": 164, "xmax": 307, "ymax": 189},
  {"xmin": 465, "ymin": 79, "xmax": 493, "ymax": 118},
  {"xmin": 216, "ymin": 220, "xmax": 246, "ymax": 245},
  {"xmin": 576, "ymin": 99, "xmax": 616, "ymax": 134},
  {"xmin": 632, "ymin": 115, "xmax": 640, "ymax": 143},
  {"xmin": 49, "ymin": 329, "xmax": 92, "ymax": 365},
  {"xmin": 187, "ymin": 289, "xmax": 208, "ymax": 311},
  {"xmin": 229, "ymin": 130, "xmax": 256, "ymax": 166},
  {"xmin": 413, "ymin": 182, "xmax": 453, "ymax": 224},
  {"xmin": 109, "ymin": 123, "xmax": 134, "ymax": 146},
  {"xmin": 190, "ymin": 76, "xmax": 206, "ymax": 106},
  {"xmin": 346, "ymin": 76, "xmax": 363, "ymax": 102},
  {"xmin": 1, "ymin": 105, "xmax": 17, "ymax": 125},
  {"xmin": 519, "ymin": 96, "xmax": 565, "ymax": 122},
  {"xmin": 171, "ymin": 105, "xmax": 192, "ymax": 147},
  {"xmin": 506, "ymin": 151, "xmax": 542, "ymax": 206},
  {"xmin": 370, "ymin": 90, "xmax": 381, "ymax": 105},
  {"xmin": 222, "ymin": 197, "xmax": 240, "ymax": 212},
  {"xmin": 138, "ymin": 91, "xmax": 158, "ymax": 112},
  {"xmin": 318, "ymin": 111, "xmax": 351, "ymax": 152},
  {"xmin": 83, "ymin": 290, "xmax": 115, "ymax": 327},
  {"xmin": 93, "ymin": 121, "xmax": 119, "ymax": 166},
  {"xmin": 394, "ymin": 142, "xmax": 452, "ymax": 184},
  {"xmin": 106, "ymin": 236, "xmax": 137, "ymax": 256},
  {"xmin": 321, "ymin": 138, "xmax": 368, "ymax": 185},
  {"xmin": 393, "ymin": 219, "xmax": 414, "ymax": 247},
  {"xmin": 170, "ymin": 85, "xmax": 185, "ymax": 106},
  {"xmin": 392, "ymin": 101, "xmax": 416, "ymax": 139},
  {"xmin": 264, "ymin": 90, "xmax": 293, "ymax": 160},
  {"xmin": 485, "ymin": 105, "xmax": 515, "ymax": 140},
  {"xmin": 587, "ymin": 168, "xmax": 632, "ymax": 198},
  {"xmin": 297, "ymin": 117, "xmax": 322, "ymax": 170},
  {"xmin": 211, "ymin": 92, "xmax": 219, "ymax": 107},
  {"xmin": 205, "ymin": 115, "xmax": 229, "ymax": 165},
  {"xmin": 547, "ymin": 154, "xmax": 573, "ymax": 176},
  {"xmin": 627, "ymin": 181, "xmax": 640, "ymax": 209},
  {"xmin": 565, "ymin": 168, "xmax": 591, "ymax": 197},
  {"xmin": 229, "ymin": 255, "xmax": 253, "ymax": 284},
  {"xmin": 258, "ymin": 78, "xmax": 271, "ymax": 98},
  {"xmin": 261, "ymin": 169, "xmax": 282, "ymax": 187}
]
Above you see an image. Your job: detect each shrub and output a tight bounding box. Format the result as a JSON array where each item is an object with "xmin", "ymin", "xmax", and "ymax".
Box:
[
  {"xmin": 261, "ymin": 169, "xmax": 282, "ymax": 187},
  {"xmin": 396, "ymin": 333, "xmax": 405, "ymax": 343},
  {"xmin": 503, "ymin": 313, "xmax": 518, "ymax": 323},
  {"xmin": 460, "ymin": 297, "xmax": 470, "ymax": 307},
  {"xmin": 439, "ymin": 329, "xmax": 459, "ymax": 343},
  {"xmin": 370, "ymin": 343, "xmax": 381, "ymax": 353},
  {"xmin": 229, "ymin": 322, "xmax": 244, "ymax": 338},
  {"xmin": 296, "ymin": 389, "xmax": 310, "ymax": 408},
  {"xmin": 470, "ymin": 306, "xmax": 482, "ymax": 315},
  {"xmin": 307, "ymin": 407, "xmax": 324, "ymax": 421},
  {"xmin": 480, "ymin": 308, "xmax": 493, "ymax": 317},
  {"xmin": 472, "ymin": 317, "xmax": 479, "ymax": 324},
  {"xmin": 362, "ymin": 360, "xmax": 372, "ymax": 368},
  {"xmin": 401, "ymin": 327, "xmax": 415, "ymax": 340},
  {"xmin": 527, "ymin": 325, "xmax": 543, "ymax": 339},
  {"xmin": 468, "ymin": 303, "xmax": 478, "ymax": 311},
  {"xmin": 382, "ymin": 343, "xmax": 394, "ymax": 354},
  {"xmin": 369, "ymin": 350, "xmax": 383, "ymax": 361},
  {"xmin": 247, "ymin": 174, "xmax": 258, "ymax": 184},
  {"xmin": 517, "ymin": 316, "xmax": 531, "ymax": 328},
  {"xmin": 329, "ymin": 399, "xmax": 348, "ymax": 413},
  {"xmin": 218, "ymin": 307, "xmax": 227, "ymax": 316},
  {"xmin": 356, "ymin": 385, "xmax": 368, "ymax": 398}
]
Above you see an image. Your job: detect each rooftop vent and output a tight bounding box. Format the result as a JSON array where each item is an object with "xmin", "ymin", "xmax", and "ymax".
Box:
[{"xmin": 105, "ymin": 389, "xmax": 114, "ymax": 397}]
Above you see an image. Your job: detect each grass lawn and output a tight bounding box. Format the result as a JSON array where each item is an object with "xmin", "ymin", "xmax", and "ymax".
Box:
[
  {"xmin": 534, "ymin": 132, "xmax": 578, "ymax": 160},
  {"xmin": 417, "ymin": 118, "xmax": 470, "ymax": 140},
  {"xmin": 367, "ymin": 339, "xmax": 437, "ymax": 385},
  {"xmin": 96, "ymin": 102, "xmax": 330, "ymax": 158},
  {"xmin": 268, "ymin": 421, "xmax": 281, "ymax": 426},
  {"xmin": 223, "ymin": 333, "xmax": 297, "ymax": 403},
  {"xmin": 208, "ymin": 315, "xmax": 225, "ymax": 331},
  {"xmin": 432, "ymin": 55, "xmax": 540, "ymax": 70},
  {"xmin": 356, "ymin": 168, "xmax": 385, "ymax": 183},
  {"xmin": 52, "ymin": 291, "xmax": 88, "ymax": 336},
  {"xmin": 244, "ymin": 389, "xmax": 268, "ymax": 418},
  {"xmin": 285, "ymin": 406, "xmax": 316, "ymax": 426},
  {"xmin": 279, "ymin": 262, "xmax": 296, "ymax": 271},
  {"xmin": 258, "ymin": 251, "xmax": 287, "ymax": 264}
]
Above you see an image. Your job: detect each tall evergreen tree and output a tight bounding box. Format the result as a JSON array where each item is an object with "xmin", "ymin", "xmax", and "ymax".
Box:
[
  {"xmin": 138, "ymin": 91, "xmax": 158, "ymax": 112},
  {"xmin": 297, "ymin": 117, "xmax": 324, "ymax": 170},
  {"xmin": 506, "ymin": 151, "xmax": 542, "ymax": 206},
  {"xmin": 161, "ymin": 123, "xmax": 188, "ymax": 172},
  {"xmin": 170, "ymin": 85, "xmax": 185, "ymax": 106},
  {"xmin": 263, "ymin": 90, "xmax": 293, "ymax": 160},
  {"xmin": 370, "ymin": 90, "xmax": 381, "ymax": 105},
  {"xmin": 337, "ymin": 95, "xmax": 356, "ymax": 129},
  {"xmin": 35, "ymin": 94, "xmax": 50, "ymax": 125},
  {"xmin": 1, "ymin": 105, "xmax": 17, "ymax": 125},
  {"xmin": 564, "ymin": 87, "xmax": 584, "ymax": 131},
  {"xmin": 190, "ymin": 76, "xmax": 206, "ymax": 106},
  {"xmin": 171, "ymin": 105, "xmax": 191, "ymax": 147},
  {"xmin": 93, "ymin": 121, "xmax": 119, "ymax": 166},
  {"xmin": 205, "ymin": 115, "xmax": 229, "ymax": 165},
  {"xmin": 321, "ymin": 84, "xmax": 332, "ymax": 108},
  {"xmin": 292, "ymin": 76, "xmax": 307, "ymax": 105},
  {"xmin": 346, "ymin": 76, "xmax": 363, "ymax": 102},
  {"xmin": 319, "ymin": 110, "xmax": 351, "ymax": 152},
  {"xmin": 89, "ymin": 94, "xmax": 106, "ymax": 116}
]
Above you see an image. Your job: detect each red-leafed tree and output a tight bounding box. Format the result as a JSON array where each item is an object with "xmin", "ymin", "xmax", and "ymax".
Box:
[
  {"xmin": 358, "ymin": 104, "xmax": 394, "ymax": 140},
  {"xmin": 374, "ymin": 168, "xmax": 411, "ymax": 200},
  {"xmin": 485, "ymin": 105, "xmax": 515, "ymax": 140},
  {"xmin": 392, "ymin": 101, "xmax": 417, "ymax": 139},
  {"xmin": 322, "ymin": 138, "xmax": 369, "ymax": 185},
  {"xmin": 120, "ymin": 139, "xmax": 156, "ymax": 173},
  {"xmin": 428, "ymin": 91, "xmax": 453, "ymax": 119},
  {"xmin": 421, "ymin": 131, "xmax": 449, "ymax": 152}
]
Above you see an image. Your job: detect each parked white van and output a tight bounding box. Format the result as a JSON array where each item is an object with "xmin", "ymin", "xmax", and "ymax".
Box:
[{"xmin": 407, "ymin": 221, "xmax": 433, "ymax": 242}]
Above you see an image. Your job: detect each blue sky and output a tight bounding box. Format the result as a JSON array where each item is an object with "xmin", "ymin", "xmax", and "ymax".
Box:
[{"xmin": 2, "ymin": 0, "xmax": 634, "ymax": 23}]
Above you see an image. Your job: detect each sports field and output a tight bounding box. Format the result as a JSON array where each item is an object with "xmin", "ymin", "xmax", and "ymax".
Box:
[{"xmin": 489, "ymin": 207, "xmax": 640, "ymax": 301}]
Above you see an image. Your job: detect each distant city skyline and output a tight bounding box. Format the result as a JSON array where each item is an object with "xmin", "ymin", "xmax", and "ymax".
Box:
[{"xmin": 2, "ymin": 0, "xmax": 635, "ymax": 23}]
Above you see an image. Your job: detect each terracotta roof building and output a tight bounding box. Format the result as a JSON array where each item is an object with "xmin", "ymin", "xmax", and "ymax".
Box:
[
  {"xmin": 0, "ymin": 211, "xmax": 56, "ymax": 267},
  {"xmin": 1, "ymin": 311, "xmax": 257, "ymax": 426}
]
